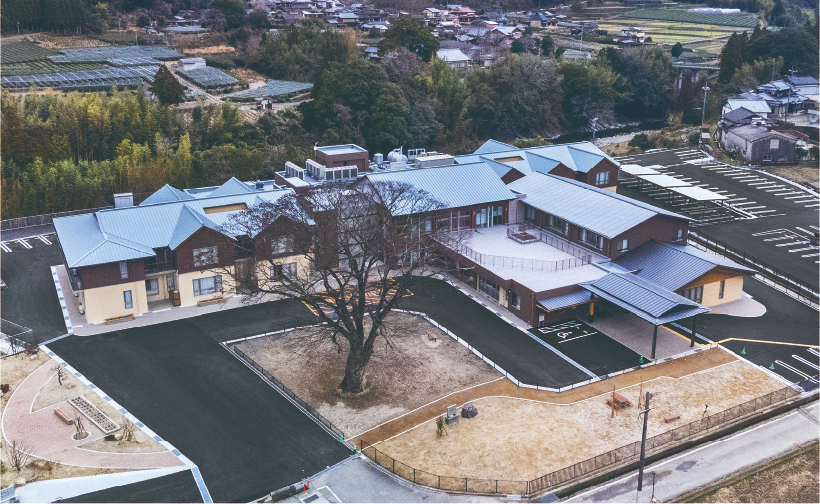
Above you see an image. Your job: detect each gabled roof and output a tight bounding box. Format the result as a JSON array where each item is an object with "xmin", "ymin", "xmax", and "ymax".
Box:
[
  {"xmin": 508, "ymin": 173, "xmax": 686, "ymax": 238},
  {"xmin": 55, "ymin": 187, "xmax": 295, "ymax": 268},
  {"xmin": 437, "ymin": 48, "xmax": 471, "ymax": 62},
  {"xmin": 363, "ymin": 162, "xmax": 516, "ymax": 215},
  {"xmin": 721, "ymin": 107, "xmax": 756, "ymax": 124},
  {"xmin": 208, "ymin": 177, "xmax": 255, "ymax": 198},
  {"xmin": 582, "ymin": 273, "xmax": 710, "ymax": 325},
  {"xmin": 473, "ymin": 139, "xmax": 515, "ymax": 154},
  {"xmin": 787, "ymin": 76, "xmax": 819, "ymax": 86},
  {"xmin": 614, "ymin": 240, "xmax": 755, "ymax": 291},
  {"xmin": 726, "ymin": 99, "xmax": 771, "ymax": 114},
  {"xmin": 140, "ymin": 184, "xmax": 196, "ymax": 206}
]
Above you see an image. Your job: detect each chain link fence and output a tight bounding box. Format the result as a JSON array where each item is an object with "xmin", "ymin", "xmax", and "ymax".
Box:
[{"xmin": 360, "ymin": 385, "xmax": 809, "ymax": 497}]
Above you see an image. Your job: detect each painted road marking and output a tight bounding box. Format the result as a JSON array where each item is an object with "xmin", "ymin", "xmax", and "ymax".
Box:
[
  {"xmin": 793, "ymin": 199, "xmax": 818, "ymax": 203},
  {"xmin": 16, "ymin": 239, "xmax": 32, "ymax": 249},
  {"xmin": 716, "ymin": 337, "xmax": 819, "ymax": 348},
  {"xmin": 0, "ymin": 242, "xmax": 11, "ymax": 253},
  {"xmin": 37, "ymin": 235, "xmax": 52, "ymax": 245},
  {"xmin": 793, "ymin": 355, "xmax": 820, "ymax": 371},
  {"xmin": 796, "ymin": 227, "xmax": 816, "ymax": 234},
  {"xmin": 785, "ymin": 195, "xmax": 810, "ymax": 199},
  {"xmin": 750, "ymin": 209, "xmax": 777, "ymax": 214},
  {"xmin": 805, "ymin": 203, "xmax": 820, "ymax": 208},
  {"xmin": 788, "ymin": 247, "xmax": 815, "ymax": 252},
  {"xmin": 775, "ymin": 360, "xmax": 811, "ymax": 381},
  {"xmin": 776, "ymin": 241, "xmax": 806, "ymax": 247}
]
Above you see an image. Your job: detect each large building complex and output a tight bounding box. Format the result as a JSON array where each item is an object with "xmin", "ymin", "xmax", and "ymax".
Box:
[{"xmin": 54, "ymin": 141, "xmax": 753, "ymax": 338}]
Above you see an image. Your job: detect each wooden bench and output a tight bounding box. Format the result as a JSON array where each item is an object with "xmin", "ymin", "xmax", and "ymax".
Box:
[
  {"xmin": 105, "ymin": 314, "xmax": 135, "ymax": 325},
  {"xmin": 197, "ymin": 297, "xmax": 224, "ymax": 307},
  {"xmin": 664, "ymin": 412, "xmax": 681, "ymax": 423},
  {"xmin": 427, "ymin": 331, "xmax": 437, "ymax": 342},
  {"xmin": 54, "ymin": 408, "xmax": 73, "ymax": 425}
]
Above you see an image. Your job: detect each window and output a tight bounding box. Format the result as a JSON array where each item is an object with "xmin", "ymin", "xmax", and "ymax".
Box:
[
  {"xmin": 718, "ymin": 280, "xmax": 725, "ymax": 299},
  {"xmin": 595, "ymin": 171, "xmax": 610, "ymax": 186},
  {"xmin": 270, "ymin": 263, "xmax": 297, "ymax": 279},
  {"xmin": 524, "ymin": 205, "xmax": 535, "ymax": 223},
  {"xmin": 762, "ymin": 155, "xmax": 772, "ymax": 162},
  {"xmin": 491, "ymin": 206, "xmax": 504, "ymax": 226},
  {"xmin": 682, "ymin": 286, "xmax": 703, "ymax": 303},
  {"xmin": 579, "ymin": 228, "xmax": 603, "ymax": 249},
  {"xmin": 509, "ymin": 290, "xmax": 520, "ymax": 310},
  {"xmin": 477, "ymin": 206, "xmax": 504, "ymax": 228},
  {"xmin": 617, "ymin": 239, "xmax": 628, "ymax": 251},
  {"xmin": 476, "ymin": 208, "xmax": 489, "ymax": 228},
  {"xmin": 145, "ymin": 278, "xmax": 159, "ymax": 295},
  {"xmin": 123, "ymin": 290, "xmax": 133, "ymax": 309},
  {"xmin": 193, "ymin": 246, "xmax": 218, "ymax": 267},
  {"xmin": 193, "ymin": 275, "xmax": 222, "ymax": 296},
  {"xmin": 271, "ymin": 235, "xmax": 294, "ymax": 255},
  {"xmin": 673, "ymin": 229, "xmax": 684, "ymax": 241},
  {"xmin": 769, "ymin": 139, "xmax": 779, "ymax": 149},
  {"xmin": 548, "ymin": 215, "xmax": 566, "ymax": 233},
  {"xmin": 120, "ymin": 261, "xmax": 128, "ymax": 279},
  {"xmin": 410, "ymin": 216, "xmax": 432, "ymax": 236},
  {"xmin": 478, "ymin": 276, "xmax": 500, "ymax": 301},
  {"xmin": 166, "ymin": 275, "xmax": 176, "ymax": 293}
]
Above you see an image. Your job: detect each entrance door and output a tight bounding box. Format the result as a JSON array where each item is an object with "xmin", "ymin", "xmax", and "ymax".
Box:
[{"xmin": 166, "ymin": 274, "xmax": 176, "ymax": 297}]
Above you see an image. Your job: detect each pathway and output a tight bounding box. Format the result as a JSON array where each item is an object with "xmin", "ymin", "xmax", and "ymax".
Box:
[{"xmin": 1, "ymin": 360, "xmax": 184, "ymax": 469}]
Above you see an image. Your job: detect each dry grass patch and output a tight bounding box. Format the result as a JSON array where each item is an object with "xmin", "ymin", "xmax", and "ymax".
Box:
[
  {"xmin": 376, "ymin": 360, "xmax": 784, "ymax": 481},
  {"xmin": 1, "ymin": 352, "xmax": 50, "ymax": 414},
  {"xmin": 182, "ymin": 45, "xmax": 236, "ymax": 55},
  {"xmin": 235, "ymin": 312, "xmax": 500, "ymax": 435},
  {"xmin": 0, "ymin": 450, "xmax": 133, "ymax": 488},
  {"xmin": 761, "ymin": 166, "xmax": 819, "ymax": 186}
]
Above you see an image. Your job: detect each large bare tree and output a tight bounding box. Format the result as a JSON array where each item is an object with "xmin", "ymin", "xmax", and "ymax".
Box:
[{"xmin": 220, "ymin": 180, "xmax": 466, "ymax": 393}]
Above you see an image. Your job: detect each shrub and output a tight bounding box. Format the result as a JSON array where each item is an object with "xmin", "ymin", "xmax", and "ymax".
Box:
[{"xmin": 628, "ymin": 133, "xmax": 654, "ymax": 151}]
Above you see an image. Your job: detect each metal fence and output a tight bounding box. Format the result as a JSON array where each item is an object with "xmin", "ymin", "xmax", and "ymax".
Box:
[
  {"xmin": 460, "ymin": 244, "xmax": 591, "ymax": 272},
  {"xmin": 507, "ymin": 223, "xmax": 593, "ymax": 259},
  {"xmin": 360, "ymin": 385, "xmax": 808, "ymax": 497},
  {"xmin": 688, "ymin": 231, "xmax": 819, "ymax": 308},
  {"xmin": 0, "ymin": 207, "xmax": 110, "ymax": 231},
  {"xmin": 231, "ymin": 346, "xmax": 347, "ymax": 443},
  {"xmin": 1, "ymin": 319, "xmax": 33, "ymax": 358}
]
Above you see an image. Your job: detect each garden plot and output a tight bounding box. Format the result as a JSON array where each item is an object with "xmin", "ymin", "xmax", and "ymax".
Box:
[
  {"xmin": 234, "ymin": 312, "xmax": 501, "ymax": 436},
  {"xmin": 375, "ymin": 359, "xmax": 784, "ymax": 481},
  {"xmin": 596, "ymin": 19, "xmax": 749, "ymax": 45},
  {"xmin": 622, "ymin": 8, "xmax": 760, "ymax": 28}
]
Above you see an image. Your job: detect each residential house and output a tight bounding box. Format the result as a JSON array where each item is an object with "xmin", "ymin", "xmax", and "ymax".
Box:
[
  {"xmin": 436, "ymin": 48, "xmax": 471, "ymax": 68},
  {"xmin": 721, "ymin": 125, "xmax": 799, "ymax": 164}
]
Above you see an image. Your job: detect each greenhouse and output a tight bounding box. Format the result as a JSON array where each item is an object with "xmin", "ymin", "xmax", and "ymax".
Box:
[
  {"xmin": 225, "ymin": 80, "xmax": 313, "ymax": 101},
  {"xmin": 177, "ymin": 67, "xmax": 238, "ymax": 88},
  {"xmin": 1, "ymin": 66, "xmax": 159, "ymax": 91},
  {"xmin": 49, "ymin": 46, "xmax": 182, "ymax": 63}
]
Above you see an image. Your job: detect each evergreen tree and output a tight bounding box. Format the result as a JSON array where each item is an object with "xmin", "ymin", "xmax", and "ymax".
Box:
[
  {"xmin": 541, "ymin": 35, "xmax": 554, "ymax": 56},
  {"xmin": 671, "ymin": 42, "xmax": 684, "ymax": 58},
  {"xmin": 150, "ymin": 66, "xmax": 185, "ymax": 105},
  {"xmin": 511, "ymin": 39, "xmax": 525, "ymax": 54},
  {"xmin": 378, "ymin": 17, "xmax": 439, "ymax": 63}
]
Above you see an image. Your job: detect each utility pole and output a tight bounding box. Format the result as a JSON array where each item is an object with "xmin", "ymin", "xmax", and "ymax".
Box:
[
  {"xmin": 636, "ymin": 391, "xmax": 654, "ymax": 502},
  {"xmin": 786, "ymin": 66, "xmax": 797, "ymax": 123},
  {"xmin": 701, "ymin": 84, "xmax": 710, "ymax": 129}
]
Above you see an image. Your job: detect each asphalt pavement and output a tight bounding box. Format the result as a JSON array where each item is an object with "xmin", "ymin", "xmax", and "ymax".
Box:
[
  {"xmin": 62, "ymin": 469, "xmax": 204, "ymax": 503},
  {"xmin": 0, "ymin": 233, "xmax": 68, "ymax": 342},
  {"xmin": 693, "ymin": 279, "xmax": 819, "ymax": 384},
  {"xmin": 49, "ymin": 320, "xmax": 353, "ymax": 503}
]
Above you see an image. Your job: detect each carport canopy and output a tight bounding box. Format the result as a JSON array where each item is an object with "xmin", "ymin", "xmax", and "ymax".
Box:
[
  {"xmin": 669, "ymin": 186, "xmax": 728, "ymax": 201},
  {"xmin": 580, "ymin": 272, "xmax": 710, "ymax": 326},
  {"xmin": 635, "ymin": 174, "xmax": 693, "ymax": 188},
  {"xmin": 619, "ymin": 164, "xmax": 661, "ymax": 176}
]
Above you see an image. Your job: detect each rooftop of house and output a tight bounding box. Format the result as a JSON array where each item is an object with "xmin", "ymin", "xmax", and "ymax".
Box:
[
  {"xmin": 54, "ymin": 180, "xmax": 297, "ymax": 268},
  {"xmin": 726, "ymin": 98, "xmax": 772, "ymax": 114},
  {"xmin": 437, "ymin": 48, "xmax": 471, "ymax": 62},
  {"xmin": 614, "ymin": 240, "xmax": 755, "ymax": 291},
  {"xmin": 726, "ymin": 124, "xmax": 798, "ymax": 142},
  {"xmin": 507, "ymin": 172, "xmax": 686, "ymax": 238},
  {"xmin": 457, "ymin": 140, "xmax": 619, "ymax": 176}
]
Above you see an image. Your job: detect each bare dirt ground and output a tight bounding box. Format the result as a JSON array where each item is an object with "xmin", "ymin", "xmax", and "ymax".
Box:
[
  {"xmin": 235, "ymin": 312, "xmax": 501, "ymax": 436},
  {"xmin": 760, "ymin": 166, "xmax": 819, "ymax": 186},
  {"xmin": 1, "ymin": 352, "xmax": 50, "ymax": 414},
  {"xmin": 182, "ymin": 45, "xmax": 236, "ymax": 55},
  {"xmin": 0, "ymin": 451, "xmax": 133, "ymax": 488},
  {"xmin": 690, "ymin": 442, "xmax": 819, "ymax": 503},
  {"xmin": 375, "ymin": 359, "xmax": 784, "ymax": 481}
]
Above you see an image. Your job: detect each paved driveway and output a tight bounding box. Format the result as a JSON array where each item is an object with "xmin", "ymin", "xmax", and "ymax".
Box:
[
  {"xmin": 49, "ymin": 320, "xmax": 353, "ymax": 503},
  {"xmin": 0, "ymin": 234, "xmax": 67, "ymax": 342}
]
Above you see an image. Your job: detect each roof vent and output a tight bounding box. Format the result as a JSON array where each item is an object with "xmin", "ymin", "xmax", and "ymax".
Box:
[
  {"xmin": 255, "ymin": 180, "xmax": 264, "ymax": 189},
  {"xmin": 113, "ymin": 193, "xmax": 134, "ymax": 208}
]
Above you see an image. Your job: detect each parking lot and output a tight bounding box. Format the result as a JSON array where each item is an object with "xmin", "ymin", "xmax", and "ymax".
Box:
[
  {"xmin": 528, "ymin": 319, "xmax": 643, "ymax": 377},
  {"xmin": 0, "ymin": 232, "xmax": 69, "ymax": 342},
  {"xmin": 615, "ymin": 148, "xmax": 819, "ymax": 291}
]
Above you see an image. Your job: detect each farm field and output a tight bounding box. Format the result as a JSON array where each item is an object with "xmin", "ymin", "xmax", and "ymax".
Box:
[
  {"xmin": 597, "ymin": 19, "xmax": 753, "ymax": 45},
  {"xmin": 621, "ymin": 8, "xmax": 760, "ymax": 27}
]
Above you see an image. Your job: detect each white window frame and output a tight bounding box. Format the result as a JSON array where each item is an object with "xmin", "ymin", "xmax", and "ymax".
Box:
[
  {"xmin": 193, "ymin": 246, "xmax": 219, "ymax": 267},
  {"xmin": 509, "ymin": 290, "xmax": 520, "ymax": 310},
  {"xmin": 270, "ymin": 262, "xmax": 297, "ymax": 279},
  {"xmin": 271, "ymin": 235, "xmax": 294, "ymax": 255},
  {"xmin": 145, "ymin": 278, "xmax": 159, "ymax": 295},
  {"xmin": 123, "ymin": 290, "xmax": 133, "ymax": 309},
  {"xmin": 617, "ymin": 239, "xmax": 628, "ymax": 251},
  {"xmin": 673, "ymin": 229, "xmax": 684, "ymax": 241},
  {"xmin": 595, "ymin": 171, "xmax": 610, "ymax": 186}
]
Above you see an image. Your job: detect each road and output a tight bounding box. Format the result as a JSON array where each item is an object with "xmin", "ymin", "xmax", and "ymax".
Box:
[{"xmin": 567, "ymin": 400, "xmax": 819, "ymax": 503}]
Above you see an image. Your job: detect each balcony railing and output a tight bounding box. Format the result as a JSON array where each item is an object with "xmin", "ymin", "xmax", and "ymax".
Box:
[
  {"xmin": 507, "ymin": 223, "xmax": 603, "ymax": 259},
  {"xmin": 459, "ymin": 245, "xmax": 592, "ymax": 272},
  {"xmin": 144, "ymin": 260, "xmax": 176, "ymax": 275}
]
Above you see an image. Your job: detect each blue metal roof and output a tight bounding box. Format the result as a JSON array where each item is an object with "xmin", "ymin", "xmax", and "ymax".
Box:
[
  {"xmin": 55, "ymin": 187, "xmax": 295, "ymax": 268},
  {"xmin": 508, "ymin": 173, "xmax": 686, "ymax": 238},
  {"xmin": 581, "ymin": 273, "xmax": 710, "ymax": 325},
  {"xmin": 615, "ymin": 240, "xmax": 755, "ymax": 290},
  {"xmin": 364, "ymin": 162, "xmax": 516, "ymax": 215},
  {"xmin": 208, "ymin": 177, "xmax": 255, "ymax": 198},
  {"xmin": 473, "ymin": 139, "xmax": 516, "ymax": 155},
  {"xmin": 538, "ymin": 290, "xmax": 593, "ymax": 311},
  {"xmin": 140, "ymin": 184, "xmax": 195, "ymax": 206}
]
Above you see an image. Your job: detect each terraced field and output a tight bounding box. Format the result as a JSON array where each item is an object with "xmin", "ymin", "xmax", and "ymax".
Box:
[
  {"xmin": 597, "ymin": 19, "xmax": 753, "ymax": 45},
  {"xmin": 622, "ymin": 8, "xmax": 760, "ymax": 27}
]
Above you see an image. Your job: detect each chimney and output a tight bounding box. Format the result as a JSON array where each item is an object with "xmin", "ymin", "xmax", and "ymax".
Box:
[
  {"xmin": 766, "ymin": 125, "xmax": 772, "ymax": 132},
  {"xmin": 113, "ymin": 193, "xmax": 134, "ymax": 208}
]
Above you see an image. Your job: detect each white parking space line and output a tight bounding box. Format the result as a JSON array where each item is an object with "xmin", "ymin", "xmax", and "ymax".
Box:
[
  {"xmin": 37, "ymin": 235, "xmax": 52, "ymax": 245},
  {"xmin": 805, "ymin": 203, "xmax": 820, "ymax": 208},
  {"xmin": 16, "ymin": 239, "xmax": 32, "ymax": 249},
  {"xmin": 0, "ymin": 242, "xmax": 11, "ymax": 253},
  {"xmin": 731, "ymin": 200, "xmax": 755, "ymax": 205},
  {"xmin": 747, "ymin": 181, "xmax": 773, "ymax": 185},
  {"xmin": 796, "ymin": 227, "xmax": 816, "ymax": 234},
  {"xmin": 750, "ymin": 209, "xmax": 778, "ymax": 214},
  {"xmin": 777, "ymin": 240, "xmax": 808, "ymax": 246},
  {"xmin": 793, "ymin": 199, "xmax": 818, "ymax": 203},
  {"xmin": 741, "ymin": 206, "xmax": 766, "ymax": 210},
  {"xmin": 764, "ymin": 187, "xmax": 787, "ymax": 192},
  {"xmin": 789, "ymin": 247, "xmax": 816, "ymax": 252},
  {"xmin": 785, "ymin": 195, "xmax": 810, "ymax": 199},
  {"xmin": 802, "ymin": 252, "xmax": 820, "ymax": 257},
  {"xmin": 793, "ymin": 355, "xmax": 820, "ymax": 371},
  {"xmin": 773, "ymin": 192, "xmax": 801, "ymax": 196}
]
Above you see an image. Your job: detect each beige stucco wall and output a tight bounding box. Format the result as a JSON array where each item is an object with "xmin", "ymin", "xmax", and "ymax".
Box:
[
  {"xmin": 701, "ymin": 276, "xmax": 744, "ymax": 306},
  {"xmin": 179, "ymin": 267, "xmax": 235, "ymax": 307},
  {"xmin": 83, "ymin": 280, "xmax": 148, "ymax": 324},
  {"xmin": 602, "ymin": 185, "xmax": 617, "ymax": 193},
  {"xmin": 145, "ymin": 273, "xmax": 174, "ymax": 302},
  {"xmin": 258, "ymin": 254, "xmax": 313, "ymax": 286}
]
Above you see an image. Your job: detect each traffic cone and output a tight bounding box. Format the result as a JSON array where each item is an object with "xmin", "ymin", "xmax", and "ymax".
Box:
[
  {"xmin": 639, "ymin": 356, "xmax": 645, "ymax": 364},
  {"xmin": 769, "ymin": 362, "xmax": 775, "ymax": 370},
  {"xmin": 741, "ymin": 347, "xmax": 746, "ymax": 355}
]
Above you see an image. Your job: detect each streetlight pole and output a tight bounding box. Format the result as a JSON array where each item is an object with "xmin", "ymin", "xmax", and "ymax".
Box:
[
  {"xmin": 701, "ymin": 85, "xmax": 710, "ymax": 129},
  {"xmin": 786, "ymin": 66, "xmax": 797, "ymax": 123},
  {"xmin": 637, "ymin": 391, "xmax": 654, "ymax": 502}
]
